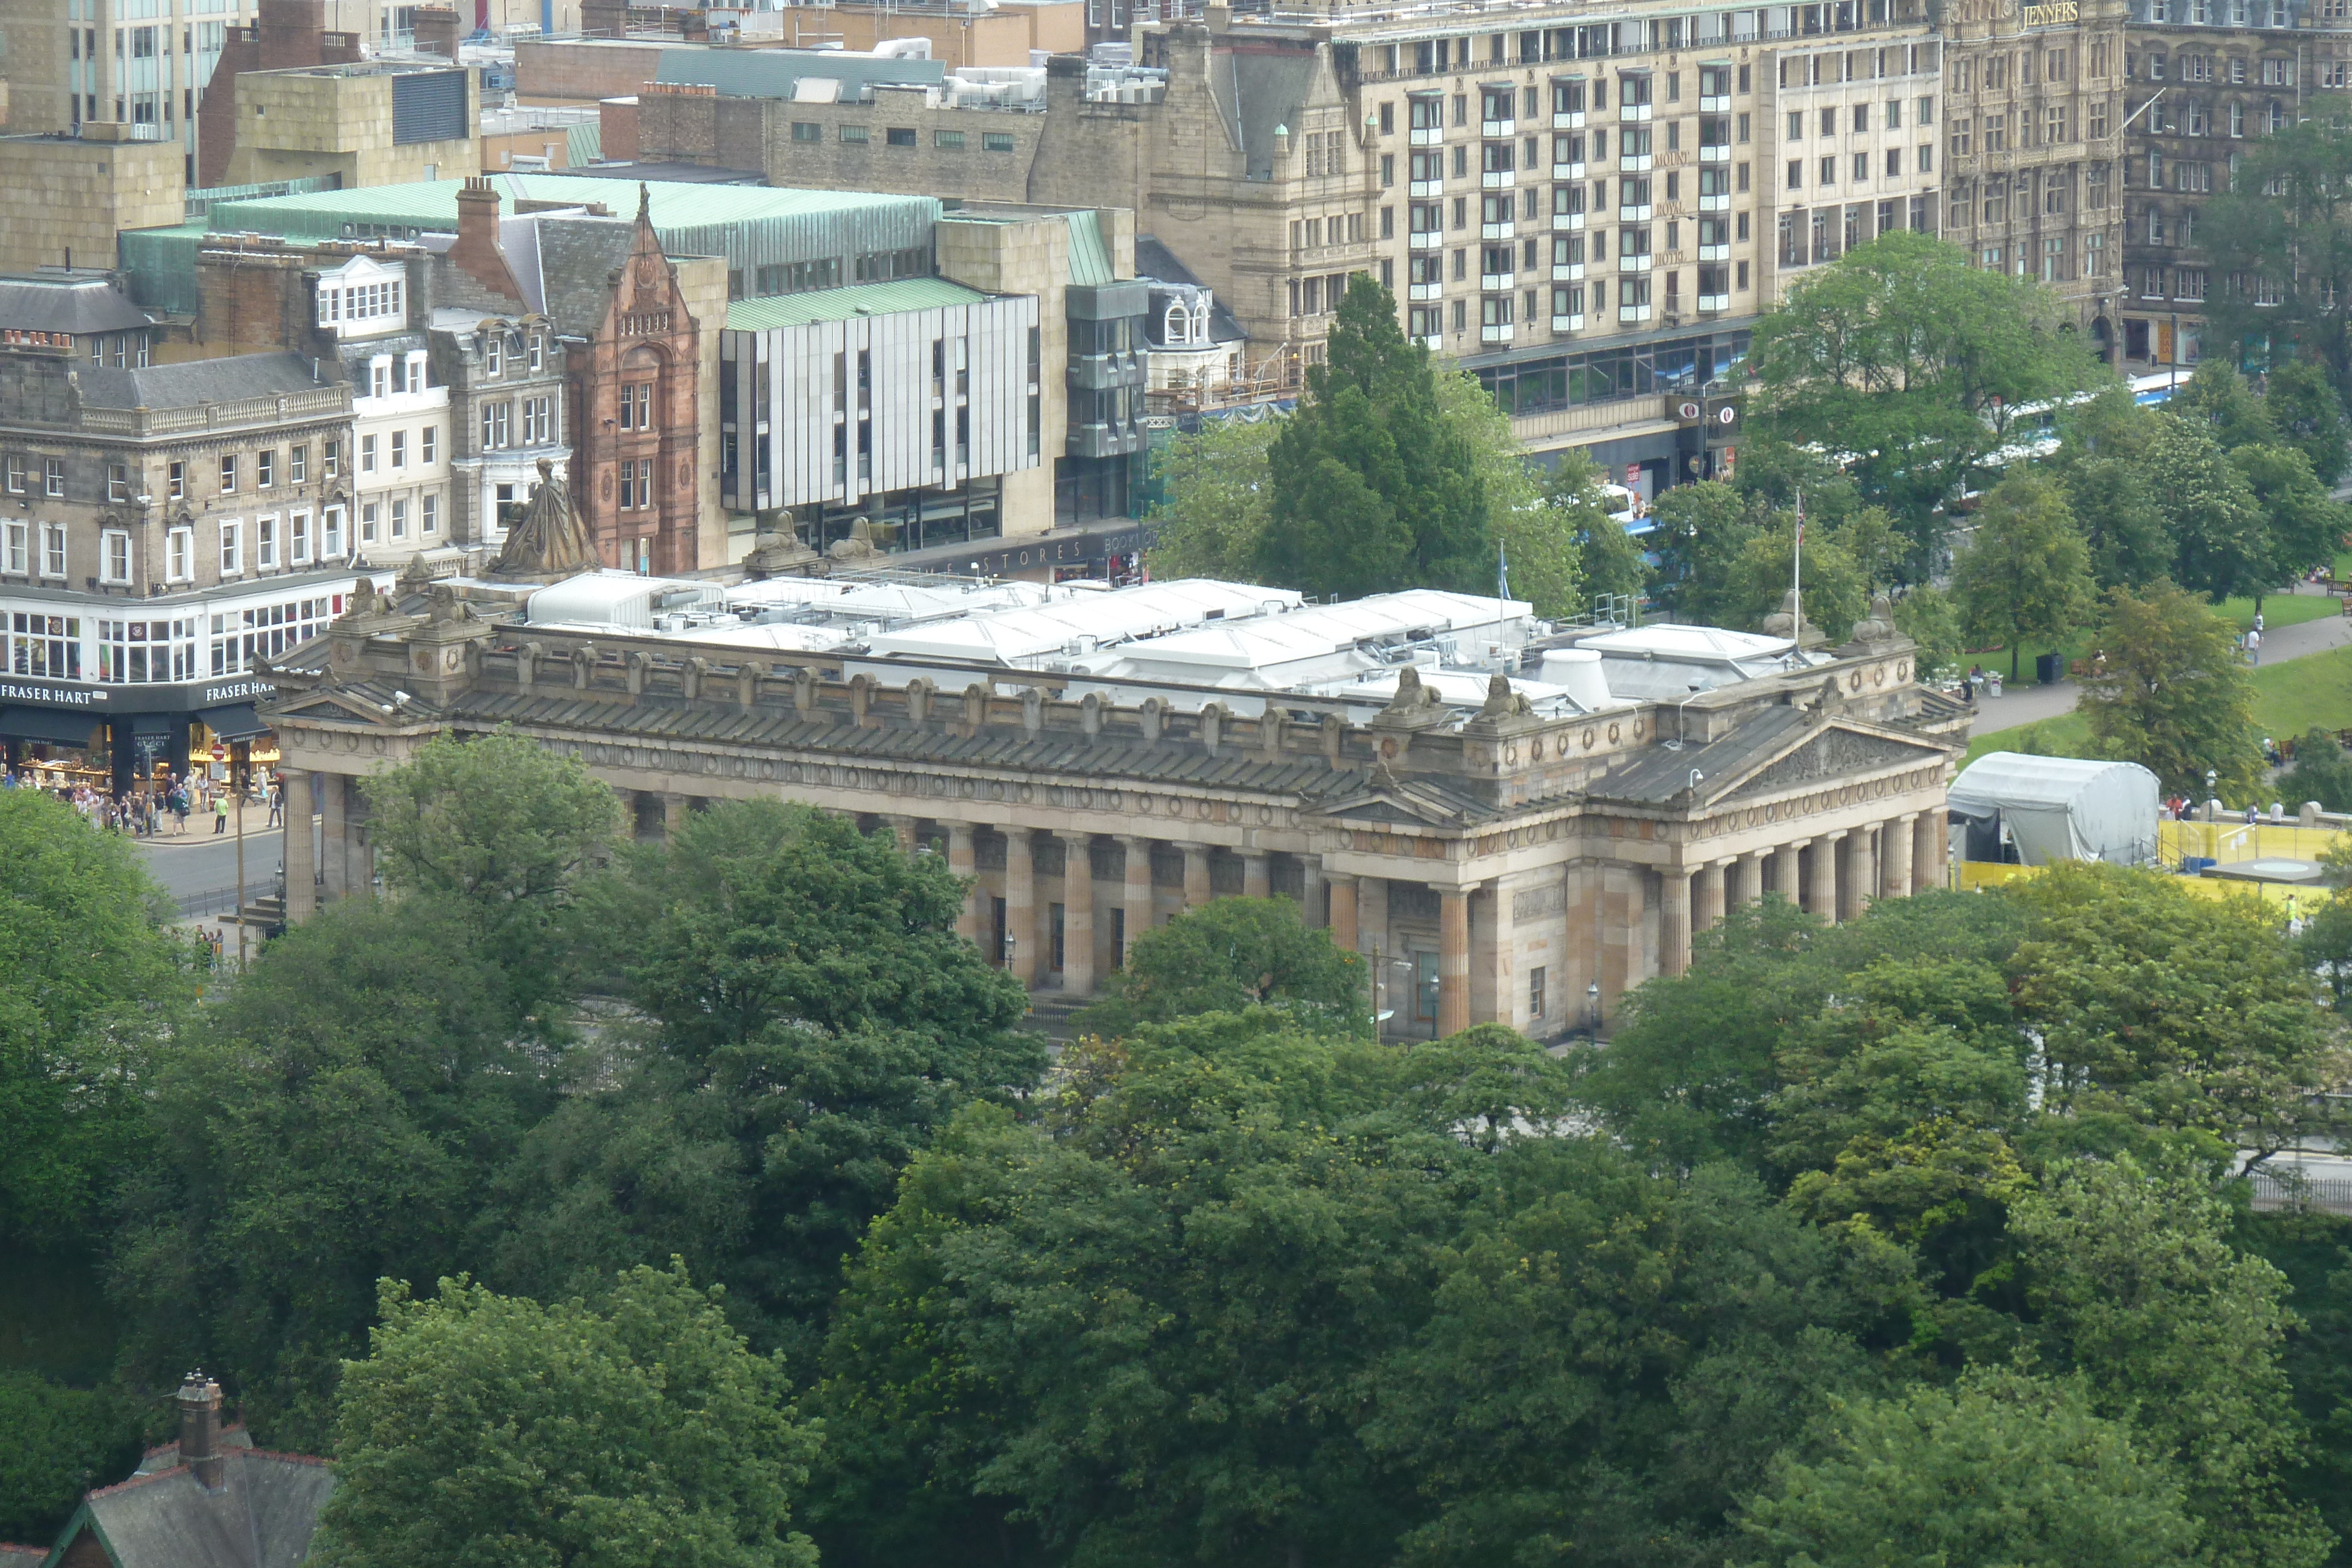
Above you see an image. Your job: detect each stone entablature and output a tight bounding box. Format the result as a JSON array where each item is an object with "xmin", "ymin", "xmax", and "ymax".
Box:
[{"xmin": 262, "ymin": 605, "xmax": 1967, "ymax": 1039}]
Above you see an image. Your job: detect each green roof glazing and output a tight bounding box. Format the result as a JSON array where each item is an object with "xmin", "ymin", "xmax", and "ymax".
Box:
[{"xmin": 724, "ymin": 276, "xmax": 987, "ymax": 330}]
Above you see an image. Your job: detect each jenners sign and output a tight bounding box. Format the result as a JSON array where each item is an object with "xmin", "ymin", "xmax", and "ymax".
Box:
[{"xmin": 2021, "ymin": 0, "xmax": 2079, "ymax": 25}]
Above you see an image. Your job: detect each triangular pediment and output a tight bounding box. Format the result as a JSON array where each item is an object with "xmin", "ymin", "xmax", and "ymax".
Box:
[
  {"xmin": 263, "ymin": 687, "xmax": 407, "ymax": 726},
  {"xmin": 1308, "ymin": 782, "xmax": 1465, "ymax": 827},
  {"xmin": 1719, "ymin": 721, "xmax": 1948, "ymax": 803}
]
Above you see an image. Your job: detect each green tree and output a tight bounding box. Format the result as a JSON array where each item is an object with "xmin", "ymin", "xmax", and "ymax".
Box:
[
  {"xmin": 1949, "ymin": 472, "xmax": 2096, "ymax": 681},
  {"xmin": 814, "ymin": 1011, "xmax": 1573, "ymax": 1567},
  {"xmin": 2010, "ymin": 863, "xmax": 2346, "ymax": 1155},
  {"xmin": 2169, "ymin": 362, "xmax": 2280, "ymax": 453},
  {"xmin": 2078, "ymin": 579, "xmax": 2264, "ymax": 800},
  {"xmin": 313, "ymin": 1264, "xmax": 820, "ymax": 1568},
  {"xmin": 2203, "ymin": 109, "xmax": 2352, "ymax": 399},
  {"xmin": 1075, "ymin": 894, "xmax": 1367, "ymax": 1038},
  {"xmin": 360, "ymin": 726, "xmax": 621, "ymax": 1014},
  {"xmin": 2278, "ymin": 727, "xmax": 2352, "ymax": 813},
  {"xmin": 495, "ymin": 803, "xmax": 1043, "ymax": 1359},
  {"xmin": 1647, "ymin": 479, "xmax": 1759, "ymax": 625},
  {"xmin": 1545, "ymin": 457, "xmax": 1646, "ymax": 608},
  {"xmin": 2012, "ymin": 1158, "xmax": 2335, "ymax": 1568},
  {"xmin": 1147, "ymin": 415, "xmax": 1279, "ymax": 581},
  {"xmin": 1750, "ymin": 232, "xmax": 2104, "ymax": 566},
  {"xmin": 2233, "ymin": 441, "xmax": 2350, "ymax": 604},
  {"xmin": 107, "ymin": 896, "xmax": 552, "ymax": 1450},
  {"xmin": 2145, "ymin": 414, "xmax": 2270, "ymax": 604},
  {"xmin": 610, "ymin": 800, "xmax": 1033, "ymax": 1065},
  {"xmin": 1725, "ymin": 517, "xmax": 1867, "ymax": 643},
  {"xmin": 1259, "ymin": 275, "xmax": 1490, "ymax": 598},
  {"xmin": 0, "ymin": 790, "xmax": 194, "ymax": 1249},
  {"xmin": 1736, "ymin": 1368, "xmax": 2197, "ymax": 1568},
  {"xmin": 2296, "ymin": 891, "xmax": 2352, "ymax": 1012},
  {"xmin": 1891, "ymin": 584, "xmax": 1965, "ymax": 681},
  {"xmin": 1432, "ymin": 370, "xmax": 1585, "ymax": 617},
  {"xmin": 2264, "ymin": 356, "xmax": 2352, "ymax": 485},
  {"xmin": 0, "ymin": 1372, "xmax": 143, "ymax": 1542},
  {"xmin": 2049, "ymin": 385, "xmax": 2173, "ymax": 590}
]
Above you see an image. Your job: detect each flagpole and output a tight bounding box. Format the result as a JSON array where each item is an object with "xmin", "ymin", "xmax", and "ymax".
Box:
[
  {"xmin": 1792, "ymin": 486, "xmax": 1804, "ymax": 654},
  {"xmin": 1497, "ymin": 540, "xmax": 1509, "ymax": 670}
]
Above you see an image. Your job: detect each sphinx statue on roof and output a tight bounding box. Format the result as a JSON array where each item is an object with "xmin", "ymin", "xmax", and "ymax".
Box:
[{"xmin": 489, "ymin": 458, "xmax": 595, "ymax": 581}]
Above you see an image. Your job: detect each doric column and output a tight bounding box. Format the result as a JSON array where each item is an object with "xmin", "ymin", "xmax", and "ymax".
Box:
[
  {"xmin": 1916, "ymin": 810, "xmax": 1946, "ymax": 893},
  {"xmin": 1005, "ymin": 827, "xmax": 1037, "ymax": 985},
  {"xmin": 1119, "ymin": 834, "xmax": 1153, "ymax": 964},
  {"xmin": 1697, "ymin": 859, "xmax": 1729, "ymax": 934},
  {"xmin": 1740, "ymin": 848, "xmax": 1769, "ymax": 905},
  {"xmin": 1475, "ymin": 880, "xmax": 1515, "ymax": 1026},
  {"xmin": 1773, "ymin": 839, "xmax": 1806, "ymax": 908},
  {"xmin": 1436, "ymin": 884, "xmax": 1471, "ymax": 1037},
  {"xmin": 1842, "ymin": 827, "xmax": 1876, "ymax": 920},
  {"xmin": 1600, "ymin": 863, "xmax": 1646, "ymax": 1017},
  {"xmin": 1811, "ymin": 830, "xmax": 1845, "ymax": 924},
  {"xmin": 1327, "ymin": 871, "xmax": 1359, "ymax": 952},
  {"xmin": 1883, "ymin": 814, "xmax": 1915, "ymax": 898},
  {"xmin": 1241, "ymin": 850, "xmax": 1271, "ymax": 900},
  {"xmin": 320, "ymin": 774, "xmax": 348, "ymax": 902},
  {"xmin": 1659, "ymin": 867, "xmax": 1693, "ymax": 977},
  {"xmin": 662, "ymin": 792, "xmax": 691, "ymax": 840},
  {"xmin": 1301, "ymin": 854, "xmax": 1327, "ymax": 927},
  {"xmin": 947, "ymin": 823, "xmax": 979, "ymax": 945},
  {"xmin": 1181, "ymin": 842, "xmax": 1211, "ymax": 908},
  {"xmin": 280, "ymin": 767, "xmax": 315, "ymax": 922},
  {"xmin": 884, "ymin": 814, "xmax": 919, "ymax": 853},
  {"xmin": 1061, "ymin": 831, "xmax": 1095, "ymax": 995}
]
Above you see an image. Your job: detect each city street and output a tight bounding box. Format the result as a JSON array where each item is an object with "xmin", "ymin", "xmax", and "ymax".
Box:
[{"xmin": 133, "ymin": 821, "xmax": 285, "ymax": 913}]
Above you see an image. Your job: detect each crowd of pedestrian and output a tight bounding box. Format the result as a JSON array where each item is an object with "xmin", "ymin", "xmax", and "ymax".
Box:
[{"xmin": 0, "ymin": 765, "xmax": 279, "ymax": 837}]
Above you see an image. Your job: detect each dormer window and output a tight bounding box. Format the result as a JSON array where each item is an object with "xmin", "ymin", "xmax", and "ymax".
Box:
[{"xmin": 486, "ymin": 332, "xmax": 502, "ymax": 376}]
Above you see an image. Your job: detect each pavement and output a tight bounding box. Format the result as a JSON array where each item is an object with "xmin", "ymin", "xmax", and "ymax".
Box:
[
  {"xmin": 1965, "ymin": 583, "xmax": 2352, "ymax": 737},
  {"xmin": 131, "ymin": 822, "xmax": 285, "ymax": 905}
]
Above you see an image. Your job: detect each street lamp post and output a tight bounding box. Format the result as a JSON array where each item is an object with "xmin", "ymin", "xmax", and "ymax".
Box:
[{"xmin": 1586, "ymin": 979, "xmax": 1602, "ymax": 1042}]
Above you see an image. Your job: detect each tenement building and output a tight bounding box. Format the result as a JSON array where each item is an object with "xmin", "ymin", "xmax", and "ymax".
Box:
[
  {"xmin": 0, "ymin": 346, "xmax": 357, "ymax": 789},
  {"xmin": 262, "ymin": 569, "xmax": 1967, "ymax": 1039},
  {"xmin": 2115, "ymin": 0, "xmax": 2349, "ymax": 372}
]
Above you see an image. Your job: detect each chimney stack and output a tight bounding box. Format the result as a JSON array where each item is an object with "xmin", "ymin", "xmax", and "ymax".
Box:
[
  {"xmin": 176, "ymin": 1372, "xmax": 226, "ymax": 1491},
  {"xmin": 450, "ymin": 176, "xmax": 526, "ymax": 305}
]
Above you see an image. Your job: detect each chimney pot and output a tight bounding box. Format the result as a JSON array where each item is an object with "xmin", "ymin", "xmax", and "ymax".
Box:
[{"xmin": 176, "ymin": 1371, "xmax": 226, "ymax": 1491}]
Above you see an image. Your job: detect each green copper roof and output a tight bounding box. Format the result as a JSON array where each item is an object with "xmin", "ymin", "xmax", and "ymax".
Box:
[
  {"xmin": 198, "ymin": 173, "xmax": 931, "ymax": 237},
  {"xmin": 724, "ymin": 277, "xmax": 988, "ymax": 331}
]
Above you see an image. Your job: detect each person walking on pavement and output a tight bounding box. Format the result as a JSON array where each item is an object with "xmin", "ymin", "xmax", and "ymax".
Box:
[
  {"xmin": 266, "ymin": 777, "xmax": 282, "ymax": 828},
  {"xmin": 2247, "ymin": 625, "xmax": 2263, "ymax": 666},
  {"xmin": 213, "ymin": 793, "xmax": 229, "ymax": 834}
]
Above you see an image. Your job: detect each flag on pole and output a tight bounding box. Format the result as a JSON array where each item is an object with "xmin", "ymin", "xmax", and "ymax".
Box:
[{"xmin": 1498, "ymin": 541, "xmax": 1511, "ymax": 600}]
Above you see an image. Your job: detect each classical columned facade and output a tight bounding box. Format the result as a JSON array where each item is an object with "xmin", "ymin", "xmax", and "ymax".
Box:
[{"xmin": 264, "ymin": 596, "xmax": 1967, "ymax": 1038}]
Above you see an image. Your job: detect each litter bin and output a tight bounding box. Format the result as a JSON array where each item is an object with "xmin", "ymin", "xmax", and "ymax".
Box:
[{"xmin": 2036, "ymin": 652, "xmax": 2064, "ymax": 686}]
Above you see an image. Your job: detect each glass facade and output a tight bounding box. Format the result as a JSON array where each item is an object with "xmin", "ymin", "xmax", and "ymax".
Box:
[{"xmin": 1475, "ymin": 329, "xmax": 1752, "ymax": 417}]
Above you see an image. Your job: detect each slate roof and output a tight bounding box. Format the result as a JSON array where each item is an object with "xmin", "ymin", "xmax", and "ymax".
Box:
[
  {"xmin": 1590, "ymin": 705, "xmax": 1952, "ymax": 807},
  {"xmin": 532, "ymin": 216, "xmax": 643, "ymax": 337},
  {"xmin": 74, "ymin": 354, "xmax": 342, "ymax": 412},
  {"xmin": 1134, "ymin": 236, "xmax": 1247, "ymax": 343},
  {"xmin": 444, "ymin": 687, "xmax": 1378, "ymax": 800},
  {"xmin": 0, "ymin": 277, "xmax": 153, "ymax": 335},
  {"xmin": 47, "ymin": 1450, "xmax": 334, "ymax": 1568}
]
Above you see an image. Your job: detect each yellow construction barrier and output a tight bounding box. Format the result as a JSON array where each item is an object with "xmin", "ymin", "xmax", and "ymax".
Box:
[{"xmin": 2160, "ymin": 820, "xmax": 2352, "ymax": 866}]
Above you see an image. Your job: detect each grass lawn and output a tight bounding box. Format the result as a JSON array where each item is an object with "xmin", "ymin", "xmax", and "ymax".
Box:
[
  {"xmin": 1966, "ymin": 591, "xmax": 2338, "ymax": 686},
  {"xmin": 1959, "ymin": 641, "xmax": 2352, "ymax": 771},
  {"xmin": 1960, "ymin": 710, "xmax": 2094, "ymax": 770},
  {"xmin": 2252, "ymin": 641, "xmax": 2352, "ymax": 738}
]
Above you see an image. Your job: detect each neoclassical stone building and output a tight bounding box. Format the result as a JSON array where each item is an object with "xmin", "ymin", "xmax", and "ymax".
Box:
[{"xmin": 262, "ymin": 586, "xmax": 1967, "ymax": 1038}]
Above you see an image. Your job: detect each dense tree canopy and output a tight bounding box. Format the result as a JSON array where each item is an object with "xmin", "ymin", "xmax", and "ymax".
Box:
[
  {"xmin": 1950, "ymin": 472, "xmax": 2096, "ymax": 680},
  {"xmin": 1077, "ymin": 895, "xmax": 1366, "ymax": 1039},
  {"xmin": 1749, "ymin": 232, "xmax": 2104, "ymax": 567},
  {"xmin": 313, "ymin": 1265, "xmax": 820, "ymax": 1568},
  {"xmin": 2079, "ymin": 579, "xmax": 2266, "ymax": 798},
  {"xmin": 0, "ymin": 790, "xmax": 193, "ymax": 1248}
]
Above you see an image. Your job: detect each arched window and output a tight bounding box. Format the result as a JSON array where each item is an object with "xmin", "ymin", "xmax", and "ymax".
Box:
[{"xmin": 1164, "ymin": 302, "xmax": 1190, "ymax": 344}]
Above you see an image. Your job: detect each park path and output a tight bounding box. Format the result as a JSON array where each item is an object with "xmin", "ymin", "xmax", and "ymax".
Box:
[{"xmin": 1966, "ymin": 584, "xmax": 2352, "ymax": 736}]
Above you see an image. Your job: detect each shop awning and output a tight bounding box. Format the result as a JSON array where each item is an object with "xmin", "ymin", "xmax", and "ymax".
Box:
[
  {"xmin": 195, "ymin": 704, "xmax": 272, "ymax": 742},
  {"xmin": 131, "ymin": 713, "xmax": 175, "ymax": 738},
  {"xmin": 0, "ymin": 707, "xmax": 103, "ymax": 748}
]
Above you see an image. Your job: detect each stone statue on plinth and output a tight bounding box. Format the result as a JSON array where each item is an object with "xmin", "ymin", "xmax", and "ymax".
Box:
[{"xmin": 489, "ymin": 458, "xmax": 594, "ymax": 580}]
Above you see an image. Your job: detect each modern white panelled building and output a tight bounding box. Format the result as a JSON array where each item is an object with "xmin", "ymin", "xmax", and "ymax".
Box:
[{"xmin": 718, "ymin": 276, "xmax": 1043, "ymax": 558}]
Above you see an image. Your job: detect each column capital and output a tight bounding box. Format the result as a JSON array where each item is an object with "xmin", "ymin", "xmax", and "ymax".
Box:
[
  {"xmin": 1325, "ymin": 868, "xmax": 1359, "ymax": 885},
  {"xmin": 1823, "ymin": 827, "xmax": 1849, "ymax": 842}
]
